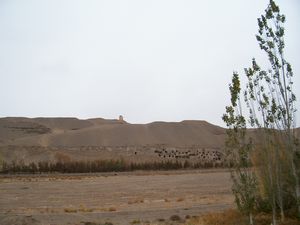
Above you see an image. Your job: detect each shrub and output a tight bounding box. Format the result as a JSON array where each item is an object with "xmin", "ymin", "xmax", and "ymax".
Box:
[
  {"xmin": 64, "ymin": 208, "xmax": 77, "ymax": 213},
  {"xmin": 170, "ymin": 214, "xmax": 182, "ymax": 221},
  {"xmin": 108, "ymin": 207, "xmax": 116, "ymax": 212}
]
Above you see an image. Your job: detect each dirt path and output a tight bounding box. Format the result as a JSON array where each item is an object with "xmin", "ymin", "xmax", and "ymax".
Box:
[{"xmin": 0, "ymin": 170, "xmax": 233, "ymax": 225}]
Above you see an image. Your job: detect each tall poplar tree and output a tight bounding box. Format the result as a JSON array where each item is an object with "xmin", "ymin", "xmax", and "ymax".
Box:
[{"xmin": 223, "ymin": 1, "xmax": 299, "ymax": 224}]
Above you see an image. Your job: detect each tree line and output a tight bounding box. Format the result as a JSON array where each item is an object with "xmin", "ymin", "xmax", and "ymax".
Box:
[{"xmin": 0, "ymin": 159, "xmax": 225, "ymax": 174}]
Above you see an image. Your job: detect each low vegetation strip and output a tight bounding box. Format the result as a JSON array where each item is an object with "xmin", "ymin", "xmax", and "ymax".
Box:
[
  {"xmin": 0, "ymin": 159, "xmax": 225, "ymax": 174},
  {"xmin": 185, "ymin": 209, "xmax": 300, "ymax": 225}
]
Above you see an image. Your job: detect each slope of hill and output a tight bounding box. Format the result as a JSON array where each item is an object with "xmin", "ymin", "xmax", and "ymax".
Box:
[
  {"xmin": 0, "ymin": 117, "xmax": 226, "ymax": 148},
  {"xmin": 0, "ymin": 117, "xmax": 227, "ymax": 164}
]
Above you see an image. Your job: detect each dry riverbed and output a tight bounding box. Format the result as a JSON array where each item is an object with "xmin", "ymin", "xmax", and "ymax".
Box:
[{"xmin": 0, "ymin": 169, "xmax": 233, "ymax": 225}]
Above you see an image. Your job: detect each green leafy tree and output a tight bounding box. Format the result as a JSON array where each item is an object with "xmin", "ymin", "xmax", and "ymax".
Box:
[
  {"xmin": 223, "ymin": 1, "xmax": 299, "ymax": 224},
  {"xmin": 223, "ymin": 73, "xmax": 257, "ymax": 225}
]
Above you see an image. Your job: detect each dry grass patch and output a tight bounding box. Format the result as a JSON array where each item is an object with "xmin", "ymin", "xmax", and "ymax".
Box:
[
  {"xmin": 108, "ymin": 207, "xmax": 117, "ymax": 212},
  {"xmin": 176, "ymin": 197, "xmax": 185, "ymax": 202},
  {"xmin": 170, "ymin": 214, "xmax": 182, "ymax": 222},
  {"xmin": 128, "ymin": 198, "xmax": 144, "ymax": 204},
  {"xmin": 81, "ymin": 222, "xmax": 114, "ymax": 225},
  {"xmin": 185, "ymin": 209, "xmax": 300, "ymax": 225},
  {"xmin": 64, "ymin": 208, "xmax": 78, "ymax": 213},
  {"xmin": 164, "ymin": 198, "xmax": 170, "ymax": 202},
  {"xmin": 78, "ymin": 205, "xmax": 94, "ymax": 213}
]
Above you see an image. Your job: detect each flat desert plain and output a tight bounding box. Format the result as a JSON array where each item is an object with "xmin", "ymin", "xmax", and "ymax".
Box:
[{"xmin": 0, "ymin": 169, "xmax": 233, "ymax": 225}]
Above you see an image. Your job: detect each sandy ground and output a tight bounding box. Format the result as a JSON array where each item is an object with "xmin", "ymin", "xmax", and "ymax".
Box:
[{"xmin": 0, "ymin": 169, "xmax": 233, "ymax": 225}]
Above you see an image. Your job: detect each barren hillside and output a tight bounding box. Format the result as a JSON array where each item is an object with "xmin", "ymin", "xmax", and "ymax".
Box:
[
  {"xmin": 0, "ymin": 117, "xmax": 226, "ymax": 164},
  {"xmin": 0, "ymin": 117, "xmax": 226, "ymax": 148}
]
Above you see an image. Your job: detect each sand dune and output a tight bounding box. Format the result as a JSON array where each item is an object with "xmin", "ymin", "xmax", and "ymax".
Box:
[{"xmin": 0, "ymin": 117, "xmax": 226, "ymax": 148}]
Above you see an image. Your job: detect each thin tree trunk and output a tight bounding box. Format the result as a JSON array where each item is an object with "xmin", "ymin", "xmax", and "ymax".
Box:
[
  {"xmin": 272, "ymin": 195, "xmax": 277, "ymax": 225},
  {"xmin": 275, "ymin": 136, "xmax": 284, "ymax": 222},
  {"xmin": 267, "ymin": 146, "xmax": 277, "ymax": 225},
  {"xmin": 291, "ymin": 158, "xmax": 300, "ymax": 217},
  {"xmin": 277, "ymin": 171, "xmax": 285, "ymax": 222},
  {"xmin": 291, "ymin": 142, "xmax": 300, "ymax": 217},
  {"xmin": 249, "ymin": 212, "xmax": 253, "ymax": 225},
  {"xmin": 285, "ymin": 129, "xmax": 300, "ymax": 217}
]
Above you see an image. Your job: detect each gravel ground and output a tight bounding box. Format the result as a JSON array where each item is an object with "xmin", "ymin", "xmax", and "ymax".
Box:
[{"xmin": 0, "ymin": 169, "xmax": 233, "ymax": 225}]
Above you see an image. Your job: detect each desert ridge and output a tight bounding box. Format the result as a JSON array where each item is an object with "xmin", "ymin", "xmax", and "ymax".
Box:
[
  {"xmin": 0, "ymin": 117, "xmax": 226, "ymax": 165},
  {"xmin": 0, "ymin": 117, "xmax": 226, "ymax": 147}
]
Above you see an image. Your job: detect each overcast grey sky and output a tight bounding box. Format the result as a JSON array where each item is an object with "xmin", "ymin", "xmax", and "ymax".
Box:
[{"xmin": 0, "ymin": 0, "xmax": 299, "ymax": 127}]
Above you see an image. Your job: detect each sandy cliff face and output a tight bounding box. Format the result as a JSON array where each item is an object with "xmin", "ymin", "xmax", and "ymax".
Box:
[{"xmin": 0, "ymin": 117, "xmax": 227, "ymax": 164}]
